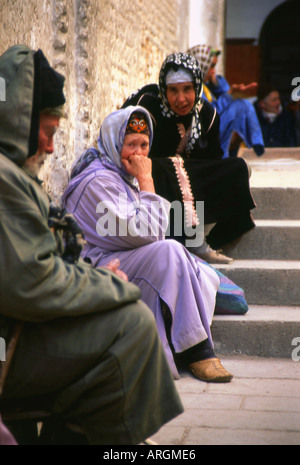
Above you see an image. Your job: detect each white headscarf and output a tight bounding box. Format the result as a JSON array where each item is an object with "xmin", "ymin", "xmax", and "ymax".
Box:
[{"xmin": 165, "ymin": 68, "xmax": 194, "ymax": 86}]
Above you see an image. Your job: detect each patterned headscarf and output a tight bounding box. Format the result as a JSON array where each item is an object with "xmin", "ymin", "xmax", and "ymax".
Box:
[
  {"xmin": 125, "ymin": 111, "xmax": 150, "ymax": 137},
  {"xmin": 70, "ymin": 106, "xmax": 153, "ymax": 188},
  {"xmin": 159, "ymin": 52, "xmax": 203, "ymax": 117},
  {"xmin": 187, "ymin": 45, "xmax": 221, "ymax": 81},
  {"xmin": 158, "ymin": 52, "xmax": 203, "ymax": 154}
]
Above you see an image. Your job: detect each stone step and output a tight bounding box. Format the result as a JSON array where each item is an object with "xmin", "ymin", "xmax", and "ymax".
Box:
[
  {"xmin": 241, "ymin": 148, "xmax": 300, "ymax": 190},
  {"xmin": 215, "ymin": 260, "xmax": 300, "ymax": 306},
  {"xmin": 248, "ymin": 159, "xmax": 300, "ymax": 189},
  {"xmin": 222, "ymin": 220, "xmax": 300, "ymax": 260},
  {"xmin": 213, "ymin": 149, "xmax": 300, "ymax": 359},
  {"xmin": 212, "ymin": 305, "xmax": 300, "ymax": 359},
  {"xmin": 252, "ymin": 187, "xmax": 300, "ymax": 220},
  {"xmin": 241, "ymin": 147, "xmax": 300, "ymax": 161}
]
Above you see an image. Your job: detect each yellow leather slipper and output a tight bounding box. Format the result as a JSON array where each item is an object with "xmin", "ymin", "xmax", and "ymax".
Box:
[{"xmin": 189, "ymin": 358, "xmax": 233, "ymax": 383}]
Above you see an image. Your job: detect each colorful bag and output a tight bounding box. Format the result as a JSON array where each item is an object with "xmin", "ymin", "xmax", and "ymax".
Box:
[
  {"xmin": 213, "ymin": 267, "xmax": 249, "ymax": 315},
  {"xmin": 195, "ymin": 256, "xmax": 249, "ymax": 315}
]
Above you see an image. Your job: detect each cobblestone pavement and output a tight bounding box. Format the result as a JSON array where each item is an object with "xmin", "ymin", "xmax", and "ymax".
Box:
[{"xmin": 149, "ymin": 354, "xmax": 300, "ymax": 445}]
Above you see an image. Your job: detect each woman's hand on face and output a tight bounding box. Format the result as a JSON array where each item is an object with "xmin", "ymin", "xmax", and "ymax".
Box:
[
  {"xmin": 122, "ymin": 154, "xmax": 152, "ymax": 179},
  {"xmin": 121, "ymin": 133, "xmax": 155, "ymax": 192},
  {"xmin": 122, "ymin": 155, "xmax": 155, "ymax": 193}
]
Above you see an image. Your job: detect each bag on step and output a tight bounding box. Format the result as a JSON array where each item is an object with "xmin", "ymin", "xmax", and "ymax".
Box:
[{"xmin": 196, "ymin": 257, "xmax": 249, "ymax": 315}]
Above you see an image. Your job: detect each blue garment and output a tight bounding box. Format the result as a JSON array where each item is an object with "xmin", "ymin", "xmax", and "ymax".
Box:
[
  {"xmin": 205, "ymin": 75, "xmax": 265, "ymax": 158},
  {"xmin": 254, "ymin": 101, "xmax": 297, "ymax": 148}
]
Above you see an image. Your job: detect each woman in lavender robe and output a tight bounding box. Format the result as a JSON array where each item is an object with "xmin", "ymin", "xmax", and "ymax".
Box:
[{"xmin": 62, "ymin": 106, "xmax": 233, "ymax": 383}]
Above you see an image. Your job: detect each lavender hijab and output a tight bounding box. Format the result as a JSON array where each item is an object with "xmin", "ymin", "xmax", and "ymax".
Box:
[{"xmin": 70, "ymin": 106, "xmax": 153, "ymax": 188}]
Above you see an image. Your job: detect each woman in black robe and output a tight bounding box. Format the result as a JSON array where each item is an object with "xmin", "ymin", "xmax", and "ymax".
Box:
[{"xmin": 122, "ymin": 53, "xmax": 256, "ymax": 263}]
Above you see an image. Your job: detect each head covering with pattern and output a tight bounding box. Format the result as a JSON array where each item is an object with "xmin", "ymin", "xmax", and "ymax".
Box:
[
  {"xmin": 158, "ymin": 52, "xmax": 204, "ymax": 154},
  {"xmin": 187, "ymin": 45, "xmax": 221, "ymax": 81}
]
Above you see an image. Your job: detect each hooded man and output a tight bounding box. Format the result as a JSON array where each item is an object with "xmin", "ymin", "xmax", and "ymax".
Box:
[{"xmin": 0, "ymin": 45, "xmax": 183, "ymax": 445}]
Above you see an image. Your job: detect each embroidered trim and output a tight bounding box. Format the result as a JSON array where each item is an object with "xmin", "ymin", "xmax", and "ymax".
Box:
[
  {"xmin": 206, "ymin": 107, "xmax": 217, "ymax": 134},
  {"xmin": 169, "ymin": 155, "xmax": 199, "ymax": 228},
  {"xmin": 176, "ymin": 122, "xmax": 190, "ymax": 155}
]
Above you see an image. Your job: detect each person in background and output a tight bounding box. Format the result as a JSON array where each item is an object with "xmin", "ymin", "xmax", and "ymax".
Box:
[
  {"xmin": 254, "ymin": 83, "xmax": 297, "ymax": 147},
  {"xmin": 0, "ymin": 44, "xmax": 183, "ymax": 445},
  {"xmin": 187, "ymin": 44, "xmax": 265, "ymax": 158},
  {"xmin": 62, "ymin": 105, "xmax": 233, "ymax": 383}
]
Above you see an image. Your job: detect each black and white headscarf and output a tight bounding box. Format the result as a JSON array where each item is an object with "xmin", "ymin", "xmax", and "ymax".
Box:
[{"xmin": 158, "ymin": 52, "xmax": 204, "ymax": 154}]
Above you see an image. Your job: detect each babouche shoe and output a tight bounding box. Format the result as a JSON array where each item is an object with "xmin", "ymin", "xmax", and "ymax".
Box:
[{"xmin": 189, "ymin": 358, "xmax": 233, "ymax": 383}]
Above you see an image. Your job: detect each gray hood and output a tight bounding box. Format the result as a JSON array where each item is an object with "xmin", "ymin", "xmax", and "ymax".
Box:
[
  {"xmin": 0, "ymin": 45, "xmax": 35, "ymax": 167},
  {"xmin": 0, "ymin": 45, "xmax": 65, "ymax": 167}
]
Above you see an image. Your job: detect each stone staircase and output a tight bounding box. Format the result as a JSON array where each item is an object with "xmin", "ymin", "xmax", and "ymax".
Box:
[{"xmin": 211, "ymin": 148, "xmax": 300, "ymax": 359}]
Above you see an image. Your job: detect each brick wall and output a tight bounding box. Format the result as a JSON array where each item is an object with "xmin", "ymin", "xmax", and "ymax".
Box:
[{"xmin": 0, "ymin": 0, "xmax": 187, "ymax": 202}]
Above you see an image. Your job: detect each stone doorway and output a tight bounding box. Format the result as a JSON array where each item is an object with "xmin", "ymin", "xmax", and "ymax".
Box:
[{"xmin": 259, "ymin": 0, "xmax": 300, "ymax": 105}]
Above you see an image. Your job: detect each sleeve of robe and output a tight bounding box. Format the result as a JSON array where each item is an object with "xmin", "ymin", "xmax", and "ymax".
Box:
[
  {"xmin": 0, "ymin": 155, "xmax": 141, "ymax": 323},
  {"xmin": 206, "ymin": 75, "xmax": 231, "ymax": 98},
  {"xmin": 203, "ymin": 88, "xmax": 234, "ymax": 116},
  {"xmin": 203, "ymin": 75, "xmax": 238, "ymax": 116},
  {"xmin": 69, "ymin": 170, "xmax": 171, "ymax": 252}
]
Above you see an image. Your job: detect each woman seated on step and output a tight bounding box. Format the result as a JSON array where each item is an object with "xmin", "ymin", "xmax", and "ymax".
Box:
[
  {"xmin": 121, "ymin": 52, "xmax": 257, "ymax": 265},
  {"xmin": 62, "ymin": 106, "xmax": 233, "ymax": 383}
]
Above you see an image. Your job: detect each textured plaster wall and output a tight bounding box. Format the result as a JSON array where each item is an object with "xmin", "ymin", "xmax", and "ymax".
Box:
[
  {"xmin": 0, "ymin": 0, "xmax": 185, "ymax": 202},
  {"xmin": 188, "ymin": 0, "xmax": 225, "ymax": 74}
]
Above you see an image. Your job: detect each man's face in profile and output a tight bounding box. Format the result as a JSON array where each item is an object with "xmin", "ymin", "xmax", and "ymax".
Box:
[{"xmin": 24, "ymin": 113, "xmax": 60, "ymax": 177}]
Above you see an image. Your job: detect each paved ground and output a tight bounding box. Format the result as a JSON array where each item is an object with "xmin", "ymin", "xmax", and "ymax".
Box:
[{"xmin": 149, "ymin": 354, "xmax": 300, "ymax": 445}]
